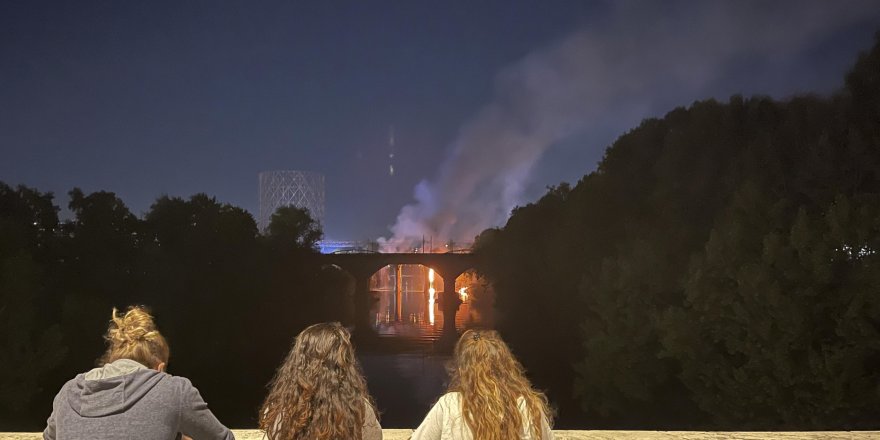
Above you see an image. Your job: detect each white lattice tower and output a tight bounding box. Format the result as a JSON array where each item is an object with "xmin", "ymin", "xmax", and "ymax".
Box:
[{"xmin": 258, "ymin": 170, "xmax": 325, "ymax": 231}]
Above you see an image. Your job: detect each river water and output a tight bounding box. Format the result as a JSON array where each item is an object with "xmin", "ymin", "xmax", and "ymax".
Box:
[{"xmin": 356, "ymin": 282, "xmax": 488, "ymax": 428}]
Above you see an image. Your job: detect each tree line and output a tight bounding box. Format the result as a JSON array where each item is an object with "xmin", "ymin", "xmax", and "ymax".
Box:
[
  {"xmin": 475, "ymin": 32, "xmax": 880, "ymax": 429},
  {"xmin": 0, "ymin": 188, "xmax": 341, "ymax": 429}
]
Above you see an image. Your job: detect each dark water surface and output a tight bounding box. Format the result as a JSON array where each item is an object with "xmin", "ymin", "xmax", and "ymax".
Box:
[
  {"xmin": 359, "ymin": 351, "xmax": 450, "ymax": 428},
  {"xmin": 356, "ymin": 286, "xmax": 484, "ymax": 428}
]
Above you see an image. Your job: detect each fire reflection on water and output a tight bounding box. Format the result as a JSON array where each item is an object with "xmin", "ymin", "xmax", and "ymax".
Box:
[
  {"xmin": 370, "ymin": 264, "xmax": 481, "ymax": 340},
  {"xmin": 427, "ymin": 268, "xmax": 435, "ymax": 325},
  {"xmin": 360, "ymin": 265, "xmax": 490, "ymax": 428}
]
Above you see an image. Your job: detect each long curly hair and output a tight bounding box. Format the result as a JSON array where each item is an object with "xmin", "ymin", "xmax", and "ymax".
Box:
[
  {"xmin": 448, "ymin": 329, "xmax": 552, "ymax": 440},
  {"xmin": 259, "ymin": 322, "xmax": 376, "ymax": 440}
]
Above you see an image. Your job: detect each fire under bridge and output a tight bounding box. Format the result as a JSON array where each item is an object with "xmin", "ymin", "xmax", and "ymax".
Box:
[{"xmin": 320, "ymin": 252, "xmax": 479, "ymax": 337}]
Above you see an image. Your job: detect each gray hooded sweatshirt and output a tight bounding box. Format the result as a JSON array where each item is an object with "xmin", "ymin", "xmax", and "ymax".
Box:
[{"xmin": 44, "ymin": 358, "xmax": 234, "ymax": 440}]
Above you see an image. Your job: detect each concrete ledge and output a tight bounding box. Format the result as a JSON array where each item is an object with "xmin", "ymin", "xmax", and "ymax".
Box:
[{"xmin": 3, "ymin": 430, "xmax": 879, "ymax": 439}]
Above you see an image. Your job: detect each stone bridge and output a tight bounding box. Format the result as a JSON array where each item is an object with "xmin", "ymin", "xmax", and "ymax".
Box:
[{"xmin": 320, "ymin": 252, "xmax": 479, "ymax": 336}]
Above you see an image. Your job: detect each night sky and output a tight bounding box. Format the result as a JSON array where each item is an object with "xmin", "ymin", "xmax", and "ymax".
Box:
[{"xmin": 2, "ymin": 1, "xmax": 880, "ymax": 243}]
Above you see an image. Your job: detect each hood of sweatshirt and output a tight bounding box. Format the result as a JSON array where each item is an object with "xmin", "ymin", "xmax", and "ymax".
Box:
[{"xmin": 66, "ymin": 358, "xmax": 166, "ymax": 418}]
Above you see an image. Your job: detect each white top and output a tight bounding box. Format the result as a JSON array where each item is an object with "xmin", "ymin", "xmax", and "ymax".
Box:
[{"xmin": 411, "ymin": 392, "xmax": 553, "ymax": 440}]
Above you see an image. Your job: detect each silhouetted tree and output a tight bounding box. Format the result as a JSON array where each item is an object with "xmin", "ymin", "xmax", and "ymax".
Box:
[
  {"xmin": 266, "ymin": 205, "xmax": 323, "ymax": 252},
  {"xmin": 0, "ymin": 184, "xmax": 66, "ymax": 425},
  {"xmin": 58, "ymin": 189, "xmax": 145, "ymax": 369}
]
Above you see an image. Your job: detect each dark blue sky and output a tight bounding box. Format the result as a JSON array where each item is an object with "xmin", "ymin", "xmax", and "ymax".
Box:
[{"xmin": 2, "ymin": 1, "xmax": 879, "ymax": 241}]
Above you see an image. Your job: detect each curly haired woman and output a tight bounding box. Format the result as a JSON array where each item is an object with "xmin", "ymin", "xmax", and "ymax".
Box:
[
  {"xmin": 259, "ymin": 322, "xmax": 382, "ymax": 440},
  {"xmin": 411, "ymin": 329, "xmax": 554, "ymax": 440},
  {"xmin": 43, "ymin": 306, "xmax": 234, "ymax": 440}
]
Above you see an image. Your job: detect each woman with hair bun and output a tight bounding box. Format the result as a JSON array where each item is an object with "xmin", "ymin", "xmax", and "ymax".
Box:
[
  {"xmin": 43, "ymin": 306, "xmax": 234, "ymax": 440},
  {"xmin": 411, "ymin": 329, "xmax": 554, "ymax": 440},
  {"xmin": 259, "ymin": 322, "xmax": 381, "ymax": 440}
]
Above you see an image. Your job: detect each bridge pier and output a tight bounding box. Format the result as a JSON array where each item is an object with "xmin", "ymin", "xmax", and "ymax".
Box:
[
  {"xmin": 438, "ymin": 290, "xmax": 462, "ymax": 345},
  {"xmin": 435, "ymin": 268, "xmax": 465, "ymax": 344}
]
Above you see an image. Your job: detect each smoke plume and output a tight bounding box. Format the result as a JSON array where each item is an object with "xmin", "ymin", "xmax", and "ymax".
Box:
[{"xmin": 382, "ymin": 0, "xmax": 880, "ymax": 251}]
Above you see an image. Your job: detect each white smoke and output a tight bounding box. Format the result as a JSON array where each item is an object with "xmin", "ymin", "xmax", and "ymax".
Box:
[{"xmin": 381, "ymin": 0, "xmax": 880, "ymax": 251}]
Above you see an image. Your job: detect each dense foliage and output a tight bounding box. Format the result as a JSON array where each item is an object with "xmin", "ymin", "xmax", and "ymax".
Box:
[
  {"xmin": 0, "ymin": 188, "xmax": 340, "ymax": 429},
  {"xmin": 476, "ymin": 33, "xmax": 880, "ymax": 429}
]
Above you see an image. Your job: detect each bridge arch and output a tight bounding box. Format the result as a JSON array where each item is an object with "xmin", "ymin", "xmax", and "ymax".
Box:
[{"xmin": 321, "ymin": 253, "xmax": 479, "ymax": 338}]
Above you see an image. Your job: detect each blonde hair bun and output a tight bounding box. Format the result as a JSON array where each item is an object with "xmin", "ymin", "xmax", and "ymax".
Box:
[
  {"xmin": 107, "ymin": 306, "xmax": 160, "ymax": 346},
  {"xmin": 100, "ymin": 305, "xmax": 170, "ymax": 367}
]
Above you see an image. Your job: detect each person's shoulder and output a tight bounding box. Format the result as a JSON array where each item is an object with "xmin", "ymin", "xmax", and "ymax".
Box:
[
  {"xmin": 363, "ymin": 397, "xmax": 377, "ymax": 416},
  {"xmin": 65, "ymin": 374, "xmax": 85, "ymax": 386},
  {"xmin": 437, "ymin": 392, "xmax": 462, "ymax": 407},
  {"xmin": 57, "ymin": 372, "xmax": 87, "ymax": 391},
  {"xmin": 159, "ymin": 373, "xmax": 197, "ymax": 393},
  {"xmin": 362, "ymin": 398, "xmax": 381, "ymax": 426},
  {"xmin": 55, "ymin": 374, "xmax": 84, "ymax": 398},
  {"xmin": 166, "ymin": 372, "xmax": 194, "ymax": 383},
  {"xmin": 156, "ymin": 374, "xmax": 205, "ymax": 408}
]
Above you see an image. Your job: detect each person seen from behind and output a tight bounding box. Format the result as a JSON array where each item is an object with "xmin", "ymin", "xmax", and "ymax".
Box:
[
  {"xmin": 411, "ymin": 329, "xmax": 554, "ymax": 440},
  {"xmin": 43, "ymin": 305, "xmax": 234, "ymax": 440},
  {"xmin": 259, "ymin": 322, "xmax": 382, "ymax": 440}
]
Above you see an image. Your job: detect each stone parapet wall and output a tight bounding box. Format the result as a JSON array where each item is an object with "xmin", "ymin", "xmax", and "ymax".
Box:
[{"xmin": 3, "ymin": 430, "xmax": 878, "ymax": 439}]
